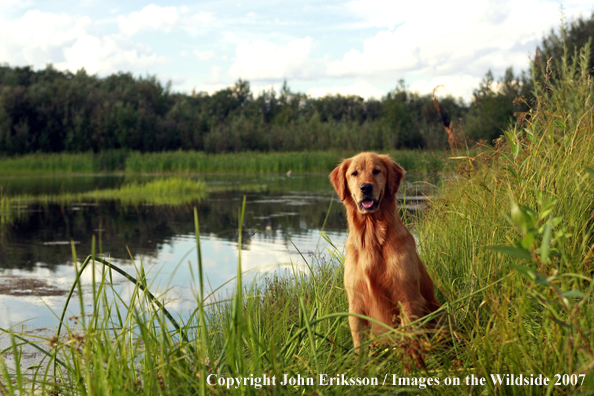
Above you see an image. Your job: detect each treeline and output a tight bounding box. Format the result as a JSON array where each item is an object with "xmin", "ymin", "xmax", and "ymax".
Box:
[
  {"xmin": 0, "ymin": 70, "xmax": 468, "ymax": 154},
  {"xmin": 0, "ymin": 13, "xmax": 591, "ymax": 156}
]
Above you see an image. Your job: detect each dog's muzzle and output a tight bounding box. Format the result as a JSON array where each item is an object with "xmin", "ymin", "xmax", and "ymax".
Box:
[{"xmin": 359, "ymin": 183, "xmax": 379, "ymax": 211}]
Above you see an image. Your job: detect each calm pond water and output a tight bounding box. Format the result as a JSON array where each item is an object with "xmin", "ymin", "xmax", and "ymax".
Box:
[{"xmin": 0, "ymin": 173, "xmax": 437, "ymax": 331}]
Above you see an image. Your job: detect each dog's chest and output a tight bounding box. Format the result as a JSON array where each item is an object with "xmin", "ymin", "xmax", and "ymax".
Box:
[
  {"xmin": 345, "ymin": 239, "xmax": 394, "ymax": 282},
  {"xmin": 348, "ymin": 217, "xmax": 388, "ymax": 250}
]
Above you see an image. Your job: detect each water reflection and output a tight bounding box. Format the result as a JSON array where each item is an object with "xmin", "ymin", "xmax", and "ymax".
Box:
[{"xmin": 0, "ymin": 174, "xmax": 351, "ymax": 329}]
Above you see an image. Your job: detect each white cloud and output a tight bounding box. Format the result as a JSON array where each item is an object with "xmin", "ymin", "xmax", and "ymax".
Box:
[
  {"xmin": 0, "ymin": 0, "xmax": 33, "ymax": 15},
  {"xmin": 207, "ymin": 65, "xmax": 224, "ymax": 84},
  {"xmin": 344, "ymin": 0, "xmax": 408, "ymax": 29},
  {"xmin": 182, "ymin": 11, "xmax": 217, "ymax": 36},
  {"xmin": 291, "ymin": 0, "xmax": 594, "ymax": 101},
  {"xmin": 180, "ymin": 78, "xmax": 228, "ymax": 96},
  {"xmin": 307, "ymin": 82, "xmax": 386, "ymax": 100},
  {"xmin": 194, "ymin": 50, "xmax": 215, "ymax": 61},
  {"xmin": 0, "ymin": 10, "xmax": 166, "ymax": 75},
  {"xmin": 58, "ymin": 36, "xmax": 167, "ymax": 75},
  {"xmin": 117, "ymin": 5, "xmax": 215, "ymax": 37},
  {"xmin": 0, "ymin": 10, "xmax": 90, "ymax": 65},
  {"xmin": 117, "ymin": 4, "xmax": 180, "ymax": 36},
  {"xmin": 228, "ymin": 37, "xmax": 320, "ymax": 81},
  {"xmin": 327, "ymin": 30, "xmax": 420, "ymax": 78},
  {"xmin": 408, "ymin": 75, "xmax": 483, "ymax": 102},
  {"xmin": 217, "ymin": 0, "xmax": 587, "ymax": 101},
  {"xmin": 331, "ymin": 0, "xmax": 579, "ymax": 85}
]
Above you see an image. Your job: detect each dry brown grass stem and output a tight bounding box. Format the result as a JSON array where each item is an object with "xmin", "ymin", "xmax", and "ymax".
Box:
[{"xmin": 432, "ymin": 85, "xmax": 461, "ymax": 153}]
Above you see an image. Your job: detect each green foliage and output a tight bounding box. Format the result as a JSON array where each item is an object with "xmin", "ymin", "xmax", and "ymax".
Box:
[
  {"xmin": 2, "ymin": 177, "xmax": 207, "ymax": 207},
  {"xmin": 0, "ymin": 149, "xmax": 449, "ymax": 175},
  {"xmin": 86, "ymin": 178, "xmax": 207, "ymax": 203},
  {"xmin": 537, "ymin": 12, "xmax": 594, "ymax": 79},
  {"xmin": 463, "ymin": 68, "xmax": 531, "ymax": 143},
  {"xmin": 0, "ymin": 65, "xmax": 465, "ymax": 155},
  {"xmin": 416, "ymin": 35, "xmax": 594, "ymax": 393},
  {"xmin": 0, "ymin": 152, "xmax": 95, "ymax": 173}
]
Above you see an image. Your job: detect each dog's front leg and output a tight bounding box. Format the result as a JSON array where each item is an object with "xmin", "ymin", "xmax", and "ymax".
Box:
[
  {"xmin": 347, "ymin": 295, "xmax": 369, "ymax": 352},
  {"xmin": 399, "ymin": 296, "xmax": 430, "ymax": 326},
  {"xmin": 348, "ymin": 314, "xmax": 366, "ymax": 349}
]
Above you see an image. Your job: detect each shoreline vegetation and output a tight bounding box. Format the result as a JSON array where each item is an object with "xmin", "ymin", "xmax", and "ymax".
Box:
[
  {"xmin": 0, "ymin": 149, "xmax": 449, "ymax": 175},
  {"xmin": 2, "ymin": 29, "xmax": 594, "ymax": 396},
  {"xmin": 0, "ymin": 177, "xmax": 208, "ymax": 228},
  {"xmin": 2, "ymin": 177, "xmax": 208, "ymax": 205},
  {"xmin": 0, "ymin": 149, "xmax": 446, "ymax": 220},
  {"xmin": 0, "ymin": 149, "xmax": 445, "ymax": 226}
]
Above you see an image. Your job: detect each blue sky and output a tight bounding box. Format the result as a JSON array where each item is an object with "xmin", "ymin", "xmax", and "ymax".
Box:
[{"xmin": 1, "ymin": 0, "xmax": 592, "ymax": 101}]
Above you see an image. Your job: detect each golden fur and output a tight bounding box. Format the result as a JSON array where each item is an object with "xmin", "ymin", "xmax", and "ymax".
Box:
[{"xmin": 329, "ymin": 152, "xmax": 441, "ymax": 348}]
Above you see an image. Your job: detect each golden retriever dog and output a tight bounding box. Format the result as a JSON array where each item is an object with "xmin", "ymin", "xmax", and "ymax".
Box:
[{"xmin": 329, "ymin": 152, "xmax": 441, "ymax": 349}]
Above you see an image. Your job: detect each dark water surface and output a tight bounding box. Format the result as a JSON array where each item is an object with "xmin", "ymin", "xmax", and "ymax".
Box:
[{"xmin": 0, "ymin": 173, "xmax": 436, "ymax": 330}]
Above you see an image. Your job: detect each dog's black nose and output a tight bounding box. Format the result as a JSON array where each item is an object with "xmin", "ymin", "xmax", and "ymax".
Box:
[{"xmin": 360, "ymin": 183, "xmax": 373, "ymax": 195}]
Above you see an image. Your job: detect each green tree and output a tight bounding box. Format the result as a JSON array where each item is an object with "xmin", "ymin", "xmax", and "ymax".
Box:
[
  {"xmin": 537, "ymin": 13, "xmax": 594, "ymax": 77},
  {"xmin": 463, "ymin": 68, "xmax": 526, "ymax": 143},
  {"xmin": 382, "ymin": 88, "xmax": 423, "ymax": 149}
]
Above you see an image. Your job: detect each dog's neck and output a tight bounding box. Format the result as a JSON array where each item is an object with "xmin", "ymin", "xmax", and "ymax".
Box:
[{"xmin": 345, "ymin": 195, "xmax": 402, "ymax": 250}]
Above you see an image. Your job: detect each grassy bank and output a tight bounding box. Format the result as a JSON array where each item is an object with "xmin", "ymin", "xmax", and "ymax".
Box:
[
  {"xmin": 415, "ymin": 46, "xmax": 594, "ymax": 392},
  {"xmin": 1, "ymin": 177, "xmax": 206, "ymax": 218},
  {"xmin": 2, "ymin": 52, "xmax": 594, "ymax": 395},
  {"xmin": 0, "ymin": 177, "xmax": 207, "ymax": 230},
  {"xmin": 0, "ymin": 149, "xmax": 448, "ymax": 175}
]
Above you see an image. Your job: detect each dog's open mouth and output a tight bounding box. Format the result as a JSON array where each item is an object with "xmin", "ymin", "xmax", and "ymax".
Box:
[{"xmin": 359, "ymin": 198, "xmax": 378, "ymax": 212}]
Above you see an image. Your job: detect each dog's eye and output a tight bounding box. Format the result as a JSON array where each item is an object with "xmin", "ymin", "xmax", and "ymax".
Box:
[
  {"xmin": 351, "ymin": 171, "xmax": 358, "ymax": 176},
  {"xmin": 372, "ymin": 169, "xmax": 380, "ymax": 175}
]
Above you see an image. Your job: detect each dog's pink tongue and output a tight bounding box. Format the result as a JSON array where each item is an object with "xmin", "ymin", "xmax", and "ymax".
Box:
[{"xmin": 362, "ymin": 199, "xmax": 374, "ymax": 209}]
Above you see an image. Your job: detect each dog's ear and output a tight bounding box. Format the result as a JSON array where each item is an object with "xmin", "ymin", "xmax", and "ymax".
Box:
[
  {"xmin": 380, "ymin": 155, "xmax": 405, "ymax": 197},
  {"xmin": 329, "ymin": 158, "xmax": 351, "ymax": 201}
]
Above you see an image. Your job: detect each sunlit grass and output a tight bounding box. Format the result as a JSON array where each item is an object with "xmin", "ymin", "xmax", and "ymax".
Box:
[
  {"xmin": 414, "ymin": 42, "xmax": 594, "ymax": 393},
  {"xmin": 0, "ymin": 149, "xmax": 450, "ymax": 175},
  {"xmin": 124, "ymin": 149, "xmax": 449, "ymax": 174},
  {"xmin": 2, "ymin": 177, "xmax": 207, "ymax": 207},
  {"xmin": 0, "ymin": 152, "xmax": 95, "ymax": 174},
  {"xmin": 86, "ymin": 177, "xmax": 207, "ymax": 203}
]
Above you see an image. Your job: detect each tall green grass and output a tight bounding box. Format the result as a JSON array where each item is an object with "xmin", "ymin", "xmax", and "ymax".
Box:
[
  {"xmin": 124, "ymin": 150, "xmax": 447, "ymax": 174},
  {"xmin": 0, "ymin": 149, "xmax": 448, "ymax": 175},
  {"xmin": 415, "ymin": 42, "xmax": 594, "ymax": 393},
  {"xmin": 0, "ymin": 150, "xmax": 127, "ymax": 174},
  {"xmin": 0, "ymin": 195, "xmax": 11, "ymax": 229},
  {"xmin": 0, "ymin": 152, "xmax": 95, "ymax": 173},
  {"xmin": 2, "ymin": 177, "xmax": 207, "ymax": 208}
]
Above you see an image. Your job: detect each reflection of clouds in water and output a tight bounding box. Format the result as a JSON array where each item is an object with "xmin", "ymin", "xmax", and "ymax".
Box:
[
  {"xmin": 160, "ymin": 286, "xmax": 198, "ymax": 313},
  {"xmin": 1, "ymin": 229, "xmax": 347, "ymax": 328},
  {"xmin": 1, "ymin": 295, "xmax": 61, "ymax": 327},
  {"xmin": 0, "ymin": 292, "xmax": 96, "ymax": 329},
  {"xmin": 0, "ymin": 258, "xmax": 145, "ymax": 328},
  {"xmin": 157, "ymin": 251, "xmax": 181, "ymax": 262},
  {"xmin": 202, "ymin": 257, "xmax": 218, "ymax": 268},
  {"xmin": 210, "ymin": 238, "xmax": 225, "ymax": 253}
]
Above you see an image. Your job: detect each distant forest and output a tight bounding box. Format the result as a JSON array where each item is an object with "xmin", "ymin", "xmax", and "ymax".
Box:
[{"xmin": 0, "ymin": 14, "xmax": 592, "ymax": 156}]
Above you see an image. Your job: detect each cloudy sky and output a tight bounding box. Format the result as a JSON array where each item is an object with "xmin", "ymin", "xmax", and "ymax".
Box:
[{"xmin": 1, "ymin": 0, "xmax": 592, "ymax": 101}]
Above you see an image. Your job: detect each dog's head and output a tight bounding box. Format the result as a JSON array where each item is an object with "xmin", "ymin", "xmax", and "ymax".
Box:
[{"xmin": 329, "ymin": 152, "xmax": 405, "ymax": 214}]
